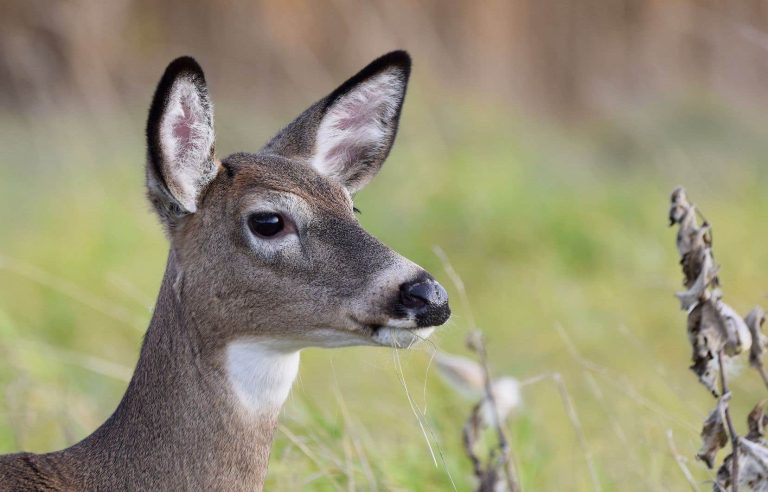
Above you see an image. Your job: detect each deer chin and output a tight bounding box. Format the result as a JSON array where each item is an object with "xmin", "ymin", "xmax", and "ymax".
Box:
[
  {"xmin": 369, "ymin": 326, "xmax": 435, "ymax": 348},
  {"xmin": 346, "ymin": 315, "xmax": 435, "ymax": 348}
]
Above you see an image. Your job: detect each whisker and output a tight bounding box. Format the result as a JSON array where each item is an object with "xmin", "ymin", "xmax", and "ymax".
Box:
[
  {"xmin": 392, "ymin": 345, "xmax": 459, "ymax": 491},
  {"xmin": 422, "ymin": 347, "xmax": 437, "ymax": 415},
  {"xmin": 393, "ymin": 348, "xmax": 438, "ymax": 466}
]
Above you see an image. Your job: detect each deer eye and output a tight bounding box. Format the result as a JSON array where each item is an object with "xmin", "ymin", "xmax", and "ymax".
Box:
[{"xmin": 248, "ymin": 212, "xmax": 285, "ymax": 238}]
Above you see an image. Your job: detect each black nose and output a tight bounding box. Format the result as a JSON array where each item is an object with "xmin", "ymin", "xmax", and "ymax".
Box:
[{"xmin": 399, "ymin": 276, "xmax": 450, "ymax": 327}]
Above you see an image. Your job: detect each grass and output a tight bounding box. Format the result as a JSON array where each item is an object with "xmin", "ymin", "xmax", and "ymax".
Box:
[{"xmin": 2, "ymin": 95, "xmax": 768, "ymax": 490}]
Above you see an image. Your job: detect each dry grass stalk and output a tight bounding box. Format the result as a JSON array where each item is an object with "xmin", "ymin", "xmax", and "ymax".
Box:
[
  {"xmin": 434, "ymin": 246, "xmax": 522, "ymax": 491},
  {"xmin": 464, "ymin": 330, "xmax": 521, "ymax": 492},
  {"xmin": 668, "ymin": 187, "xmax": 768, "ymax": 491},
  {"xmin": 667, "ymin": 429, "xmax": 702, "ymax": 492}
]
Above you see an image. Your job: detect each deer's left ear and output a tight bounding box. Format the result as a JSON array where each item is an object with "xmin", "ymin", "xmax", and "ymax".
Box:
[
  {"xmin": 310, "ymin": 51, "xmax": 410, "ymax": 193},
  {"xmin": 265, "ymin": 51, "xmax": 410, "ymax": 194}
]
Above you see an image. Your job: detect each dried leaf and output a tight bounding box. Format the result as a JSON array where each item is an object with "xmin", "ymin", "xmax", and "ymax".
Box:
[
  {"xmin": 680, "ymin": 224, "xmax": 713, "ymax": 283},
  {"xmin": 465, "ymin": 417, "xmax": 515, "ymax": 492},
  {"xmin": 719, "ymin": 301, "xmax": 753, "ymax": 356},
  {"xmin": 462, "ymin": 378, "xmax": 515, "ymax": 490},
  {"xmin": 718, "ymin": 439, "xmax": 768, "ymax": 491},
  {"xmin": 697, "ymin": 397, "xmax": 729, "ymax": 469},
  {"xmin": 739, "ymin": 438, "xmax": 768, "ymax": 490},
  {"xmin": 452, "ymin": 344, "xmax": 520, "ymax": 491},
  {"xmin": 670, "ymin": 187, "xmax": 700, "ymax": 256},
  {"xmin": 669, "ymin": 186, "xmax": 691, "ymax": 228},
  {"xmin": 466, "ymin": 330, "xmax": 484, "ymax": 354},
  {"xmin": 688, "ymin": 299, "xmax": 752, "ymax": 393},
  {"xmin": 669, "ymin": 187, "xmax": 723, "ymax": 311},
  {"xmin": 748, "ymin": 400, "xmax": 768, "ymax": 442},
  {"xmin": 747, "ymin": 307, "xmax": 768, "ymax": 370},
  {"xmin": 463, "ymin": 402, "xmax": 484, "ymax": 477},
  {"xmin": 474, "ymin": 378, "xmax": 522, "ymax": 427},
  {"xmin": 688, "ymin": 301, "xmax": 723, "ymax": 394},
  {"xmin": 435, "ymin": 352, "xmax": 486, "ymax": 399},
  {"xmin": 489, "ymin": 378, "xmax": 521, "ymax": 423},
  {"xmin": 717, "ymin": 451, "xmax": 733, "ymax": 490},
  {"xmin": 477, "ymin": 456, "xmax": 511, "ymax": 492},
  {"xmin": 676, "ymin": 241, "xmax": 718, "ymax": 310},
  {"xmin": 690, "ymin": 352, "xmax": 719, "ymax": 396},
  {"xmin": 438, "ymin": 352, "xmax": 522, "ymax": 427}
]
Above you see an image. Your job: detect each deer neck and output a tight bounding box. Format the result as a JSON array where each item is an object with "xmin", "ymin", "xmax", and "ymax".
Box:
[{"xmin": 52, "ymin": 251, "xmax": 300, "ymax": 491}]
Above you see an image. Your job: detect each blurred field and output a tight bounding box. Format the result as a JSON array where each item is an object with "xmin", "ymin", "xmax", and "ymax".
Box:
[
  {"xmin": 2, "ymin": 90, "xmax": 768, "ymax": 491},
  {"xmin": 5, "ymin": 1, "xmax": 768, "ymax": 491}
]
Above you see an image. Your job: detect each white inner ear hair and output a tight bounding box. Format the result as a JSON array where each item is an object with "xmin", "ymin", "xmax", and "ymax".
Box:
[
  {"xmin": 310, "ymin": 70, "xmax": 403, "ymax": 185},
  {"xmin": 159, "ymin": 77, "xmax": 216, "ymax": 212}
]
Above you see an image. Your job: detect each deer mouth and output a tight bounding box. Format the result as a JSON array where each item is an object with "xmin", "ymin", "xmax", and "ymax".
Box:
[
  {"xmin": 349, "ymin": 317, "xmax": 436, "ymax": 348},
  {"xmin": 369, "ymin": 325, "xmax": 436, "ymax": 348}
]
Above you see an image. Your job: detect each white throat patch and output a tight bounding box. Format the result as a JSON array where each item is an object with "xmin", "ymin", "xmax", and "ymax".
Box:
[{"xmin": 225, "ymin": 341, "xmax": 300, "ymax": 414}]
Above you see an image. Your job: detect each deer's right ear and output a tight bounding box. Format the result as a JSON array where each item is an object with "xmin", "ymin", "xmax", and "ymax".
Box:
[{"xmin": 146, "ymin": 57, "xmax": 216, "ymax": 228}]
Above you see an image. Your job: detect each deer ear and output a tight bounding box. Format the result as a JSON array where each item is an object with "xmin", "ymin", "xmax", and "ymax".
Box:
[
  {"xmin": 309, "ymin": 51, "xmax": 410, "ymax": 193},
  {"xmin": 146, "ymin": 57, "xmax": 216, "ymax": 228},
  {"xmin": 264, "ymin": 52, "xmax": 411, "ymax": 193}
]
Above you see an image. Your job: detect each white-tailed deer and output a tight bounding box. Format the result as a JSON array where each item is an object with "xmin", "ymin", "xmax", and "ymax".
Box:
[{"xmin": 0, "ymin": 51, "xmax": 449, "ymax": 490}]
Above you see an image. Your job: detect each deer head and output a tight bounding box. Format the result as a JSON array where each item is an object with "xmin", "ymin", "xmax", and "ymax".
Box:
[{"xmin": 145, "ymin": 51, "xmax": 450, "ymax": 403}]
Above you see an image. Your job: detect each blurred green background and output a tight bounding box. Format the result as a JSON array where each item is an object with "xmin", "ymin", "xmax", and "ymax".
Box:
[{"xmin": 3, "ymin": 1, "xmax": 768, "ymax": 490}]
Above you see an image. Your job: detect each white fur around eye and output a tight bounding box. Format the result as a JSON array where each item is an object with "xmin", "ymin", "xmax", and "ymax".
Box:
[
  {"xmin": 159, "ymin": 77, "xmax": 216, "ymax": 212},
  {"xmin": 241, "ymin": 195, "xmax": 310, "ymax": 255},
  {"xmin": 310, "ymin": 70, "xmax": 404, "ymax": 190}
]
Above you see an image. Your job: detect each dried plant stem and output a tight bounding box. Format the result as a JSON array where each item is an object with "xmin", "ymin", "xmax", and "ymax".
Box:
[
  {"xmin": 392, "ymin": 349, "xmax": 438, "ymax": 468},
  {"xmin": 717, "ymin": 351, "xmax": 739, "ymax": 492},
  {"xmin": 434, "ymin": 246, "xmax": 521, "ymax": 491},
  {"xmin": 666, "ymin": 429, "xmax": 701, "ymax": 492},
  {"xmin": 755, "ymin": 365, "xmax": 768, "ymax": 392},
  {"xmin": 331, "ymin": 385, "xmax": 378, "ymax": 492},
  {"xmin": 552, "ymin": 373, "xmax": 602, "ymax": 492},
  {"xmin": 433, "ymin": 246, "xmax": 477, "ymax": 330},
  {"xmin": 474, "ymin": 333, "xmax": 520, "ymax": 492},
  {"xmin": 278, "ymin": 424, "xmax": 345, "ymax": 492},
  {"xmin": 516, "ymin": 369, "xmax": 603, "ymax": 491}
]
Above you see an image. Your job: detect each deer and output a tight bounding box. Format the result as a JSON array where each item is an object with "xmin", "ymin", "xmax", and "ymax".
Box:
[{"xmin": 0, "ymin": 50, "xmax": 450, "ymax": 490}]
